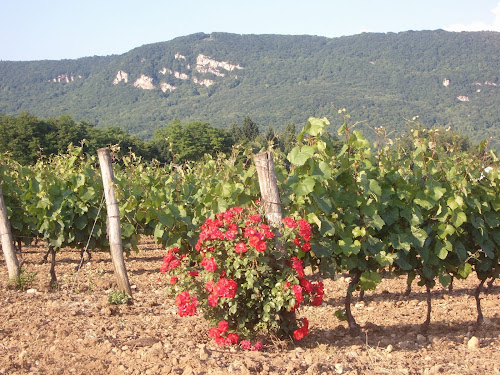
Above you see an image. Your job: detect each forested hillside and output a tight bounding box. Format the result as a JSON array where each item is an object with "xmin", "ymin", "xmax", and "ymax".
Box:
[{"xmin": 0, "ymin": 31, "xmax": 498, "ymax": 149}]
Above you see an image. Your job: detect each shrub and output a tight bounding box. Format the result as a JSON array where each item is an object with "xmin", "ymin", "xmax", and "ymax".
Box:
[{"xmin": 160, "ymin": 204, "xmax": 323, "ymax": 348}]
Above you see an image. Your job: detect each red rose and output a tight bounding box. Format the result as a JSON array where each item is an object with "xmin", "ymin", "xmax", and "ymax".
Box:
[
  {"xmin": 226, "ymin": 333, "xmax": 239, "ymax": 345},
  {"xmin": 293, "ymin": 236, "xmax": 301, "ymax": 247},
  {"xmin": 205, "ymin": 280, "xmax": 214, "ymax": 292},
  {"xmin": 249, "ymin": 215, "xmax": 261, "ymax": 223},
  {"xmin": 251, "ymin": 342, "xmax": 263, "ymax": 351},
  {"xmin": 208, "ymin": 327, "xmax": 221, "ymax": 338},
  {"xmin": 249, "ymin": 235, "xmax": 260, "ymax": 248},
  {"xmin": 255, "ymin": 240, "xmax": 267, "ymax": 252},
  {"xmin": 293, "ymin": 326, "xmax": 309, "ymax": 341},
  {"xmin": 174, "ymin": 291, "xmax": 191, "ymax": 306},
  {"xmin": 208, "ymin": 292, "xmax": 218, "ymax": 307},
  {"xmin": 299, "ymin": 277, "xmax": 313, "ymax": 293},
  {"xmin": 235, "ymin": 242, "xmax": 247, "ymax": 253},
  {"xmin": 311, "ymin": 295, "xmax": 323, "ymax": 306},
  {"xmin": 282, "ymin": 217, "xmax": 297, "ymax": 229},
  {"xmin": 244, "ymin": 227, "xmax": 257, "ymax": 238},
  {"xmin": 218, "ymin": 320, "xmax": 229, "ymax": 333},
  {"xmin": 240, "ymin": 340, "xmax": 251, "ymax": 350},
  {"xmin": 215, "ymin": 278, "xmax": 238, "ymax": 298},
  {"xmin": 291, "ymin": 257, "xmax": 304, "ymax": 278},
  {"xmin": 293, "ymin": 318, "xmax": 309, "ymax": 340},
  {"xmin": 202, "ymin": 256, "xmax": 217, "ymax": 272},
  {"xmin": 225, "ymin": 230, "xmax": 236, "ymax": 240},
  {"xmin": 292, "ymin": 284, "xmax": 303, "ymax": 308}
]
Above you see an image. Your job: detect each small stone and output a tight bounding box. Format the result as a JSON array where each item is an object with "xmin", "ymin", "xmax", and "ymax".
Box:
[
  {"xmin": 26, "ymin": 288, "xmax": 37, "ymax": 294},
  {"xmin": 386, "ymin": 344, "xmax": 393, "ymax": 353},
  {"xmin": 468, "ymin": 336, "xmax": 480, "ymax": 349},
  {"xmin": 199, "ymin": 345, "xmax": 210, "ymax": 361},
  {"xmin": 417, "ymin": 334, "xmax": 427, "ymax": 344},
  {"xmin": 160, "ymin": 365, "xmax": 172, "ymax": 374},
  {"xmin": 100, "ymin": 307, "xmax": 113, "ymax": 316},
  {"xmin": 304, "ymin": 353, "xmax": 314, "ymax": 365},
  {"xmin": 428, "ymin": 364, "xmax": 442, "ymax": 374},
  {"xmin": 334, "ymin": 363, "xmax": 344, "ymax": 374}
]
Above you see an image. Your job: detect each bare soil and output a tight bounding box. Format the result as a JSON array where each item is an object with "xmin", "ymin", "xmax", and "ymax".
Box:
[{"xmin": 1, "ymin": 237, "xmax": 499, "ymax": 375}]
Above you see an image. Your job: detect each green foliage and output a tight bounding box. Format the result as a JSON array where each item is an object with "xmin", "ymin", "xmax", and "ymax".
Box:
[
  {"xmin": 108, "ymin": 290, "xmax": 132, "ymax": 305},
  {"xmin": 0, "ymin": 113, "xmax": 150, "ymax": 165},
  {"xmin": 150, "ymin": 121, "xmax": 233, "ymax": 163},
  {"xmin": 282, "ymin": 115, "xmax": 499, "ymax": 296},
  {"xmin": 7, "ymin": 268, "xmax": 37, "ymax": 291}
]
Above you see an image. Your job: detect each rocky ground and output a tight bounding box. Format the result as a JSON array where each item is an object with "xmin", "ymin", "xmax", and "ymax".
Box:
[{"xmin": 0, "ymin": 237, "xmax": 499, "ymax": 375}]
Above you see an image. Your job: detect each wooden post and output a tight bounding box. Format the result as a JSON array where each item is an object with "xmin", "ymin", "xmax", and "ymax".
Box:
[
  {"xmin": 253, "ymin": 151, "xmax": 283, "ymax": 228},
  {"xmin": 97, "ymin": 148, "xmax": 133, "ymax": 297},
  {"xmin": 0, "ymin": 183, "xmax": 20, "ymax": 279}
]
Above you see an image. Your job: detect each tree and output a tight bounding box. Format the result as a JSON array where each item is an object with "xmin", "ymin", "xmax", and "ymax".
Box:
[
  {"xmin": 241, "ymin": 116, "xmax": 260, "ymax": 143},
  {"xmin": 279, "ymin": 123, "xmax": 296, "ymax": 156},
  {"xmin": 149, "ymin": 121, "xmax": 233, "ymax": 163},
  {"xmin": 0, "ymin": 112, "xmax": 55, "ymax": 164}
]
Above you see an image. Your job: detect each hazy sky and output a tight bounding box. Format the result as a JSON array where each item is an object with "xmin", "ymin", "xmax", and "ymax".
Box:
[{"xmin": 1, "ymin": 0, "xmax": 499, "ymax": 61}]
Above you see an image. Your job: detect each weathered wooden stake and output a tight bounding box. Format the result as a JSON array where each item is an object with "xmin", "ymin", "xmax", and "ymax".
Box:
[
  {"xmin": 97, "ymin": 148, "xmax": 133, "ymax": 298},
  {"xmin": 253, "ymin": 151, "xmax": 283, "ymax": 227},
  {"xmin": 0, "ymin": 183, "xmax": 20, "ymax": 279}
]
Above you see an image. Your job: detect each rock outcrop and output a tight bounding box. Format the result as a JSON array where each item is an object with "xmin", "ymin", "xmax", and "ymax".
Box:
[
  {"xmin": 133, "ymin": 75, "xmax": 155, "ymax": 90},
  {"xmin": 113, "ymin": 70, "xmax": 129, "ymax": 84}
]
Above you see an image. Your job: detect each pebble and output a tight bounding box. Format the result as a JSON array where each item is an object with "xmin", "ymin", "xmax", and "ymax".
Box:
[
  {"xmin": 26, "ymin": 288, "xmax": 37, "ymax": 294},
  {"xmin": 426, "ymin": 364, "xmax": 443, "ymax": 374},
  {"xmin": 468, "ymin": 336, "xmax": 480, "ymax": 349},
  {"xmin": 334, "ymin": 363, "xmax": 344, "ymax": 374},
  {"xmin": 385, "ymin": 344, "xmax": 393, "ymax": 353},
  {"xmin": 199, "ymin": 345, "xmax": 210, "ymax": 361},
  {"xmin": 416, "ymin": 334, "xmax": 427, "ymax": 344}
]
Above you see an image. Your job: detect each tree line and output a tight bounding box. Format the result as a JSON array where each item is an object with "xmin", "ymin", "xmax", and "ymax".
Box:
[{"xmin": 0, "ymin": 113, "xmax": 303, "ymax": 165}]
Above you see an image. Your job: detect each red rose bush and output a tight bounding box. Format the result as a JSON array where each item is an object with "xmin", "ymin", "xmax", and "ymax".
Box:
[{"xmin": 160, "ymin": 205, "xmax": 323, "ymax": 347}]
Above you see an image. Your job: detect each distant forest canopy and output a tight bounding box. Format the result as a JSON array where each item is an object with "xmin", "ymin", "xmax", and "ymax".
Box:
[
  {"xmin": 0, "ymin": 113, "xmax": 302, "ymax": 165},
  {"xmin": 0, "ymin": 112, "xmax": 482, "ymax": 166},
  {"xmin": 0, "ymin": 31, "xmax": 498, "ymax": 150}
]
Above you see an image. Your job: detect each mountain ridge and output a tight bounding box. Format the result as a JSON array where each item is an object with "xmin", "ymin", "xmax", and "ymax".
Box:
[{"xmin": 0, "ymin": 31, "xmax": 498, "ymax": 148}]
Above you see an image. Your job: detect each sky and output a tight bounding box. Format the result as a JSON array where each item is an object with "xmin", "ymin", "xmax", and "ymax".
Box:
[{"xmin": 1, "ymin": 0, "xmax": 499, "ymax": 61}]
